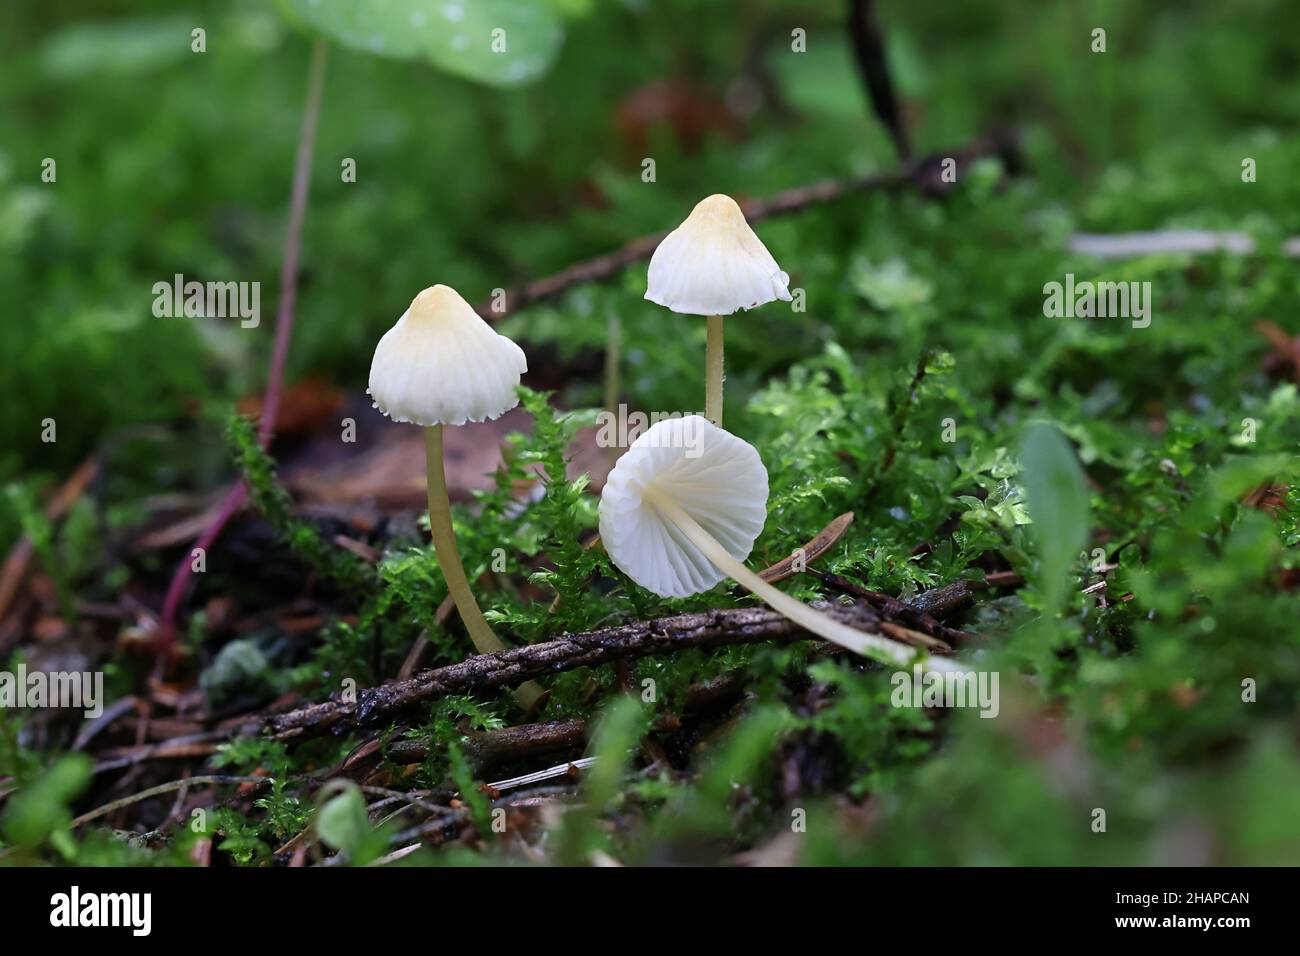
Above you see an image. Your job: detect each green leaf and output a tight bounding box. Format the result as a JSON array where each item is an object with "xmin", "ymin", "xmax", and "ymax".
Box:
[
  {"xmin": 1, "ymin": 754, "xmax": 92, "ymax": 850},
  {"xmin": 695, "ymin": 706, "xmax": 792, "ymax": 805},
  {"xmin": 315, "ymin": 782, "xmax": 377, "ymax": 862},
  {"xmin": 448, "ymin": 740, "xmax": 493, "ymax": 837},
  {"xmin": 1019, "ymin": 421, "xmax": 1089, "ymax": 609},
  {"xmin": 554, "ymin": 696, "xmax": 645, "ymax": 864},
  {"xmin": 289, "ymin": 0, "xmax": 563, "ymax": 86},
  {"xmin": 583, "ymin": 696, "xmax": 646, "ymax": 812}
]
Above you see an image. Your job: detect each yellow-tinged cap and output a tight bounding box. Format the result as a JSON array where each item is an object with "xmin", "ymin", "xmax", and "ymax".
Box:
[
  {"xmin": 645, "ymin": 194, "xmax": 792, "ymax": 316},
  {"xmin": 367, "ymin": 285, "xmax": 527, "ymax": 427}
]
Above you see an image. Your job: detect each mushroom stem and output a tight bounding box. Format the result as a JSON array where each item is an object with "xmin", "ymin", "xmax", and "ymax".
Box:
[
  {"xmin": 644, "ymin": 488, "xmax": 961, "ymax": 673},
  {"xmin": 705, "ymin": 314, "xmax": 725, "ymax": 426},
  {"xmin": 425, "ymin": 426, "xmax": 543, "ymax": 709}
]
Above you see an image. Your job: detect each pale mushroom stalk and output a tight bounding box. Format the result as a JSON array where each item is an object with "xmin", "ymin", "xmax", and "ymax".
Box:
[
  {"xmin": 424, "ymin": 425, "xmax": 501, "ymax": 654},
  {"xmin": 705, "ymin": 314, "xmax": 725, "ymax": 426},
  {"xmin": 368, "ymin": 284, "xmax": 544, "ymax": 709},
  {"xmin": 645, "ymin": 194, "xmax": 791, "ymax": 426},
  {"xmin": 643, "ymin": 487, "xmax": 958, "ymax": 671},
  {"xmin": 425, "ymin": 426, "xmax": 543, "ymax": 710}
]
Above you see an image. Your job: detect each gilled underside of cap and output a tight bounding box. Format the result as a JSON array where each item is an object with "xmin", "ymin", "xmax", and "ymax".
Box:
[
  {"xmin": 645, "ymin": 194, "xmax": 792, "ymax": 316},
  {"xmin": 598, "ymin": 416, "xmax": 769, "ymax": 598},
  {"xmin": 368, "ymin": 285, "xmax": 527, "ymax": 427}
]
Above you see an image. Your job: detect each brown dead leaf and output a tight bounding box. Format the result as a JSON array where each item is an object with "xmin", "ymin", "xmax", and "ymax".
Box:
[
  {"xmin": 290, "ymin": 406, "xmax": 614, "ymax": 510},
  {"xmin": 1242, "ymin": 482, "xmax": 1288, "ymax": 515},
  {"xmin": 238, "ymin": 376, "xmax": 345, "ymax": 437},
  {"xmin": 1255, "ymin": 319, "xmax": 1300, "ymax": 382}
]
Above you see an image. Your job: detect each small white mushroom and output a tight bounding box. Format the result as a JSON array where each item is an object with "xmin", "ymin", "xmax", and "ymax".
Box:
[
  {"xmin": 599, "ymin": 416, "xmax": 961, "ymax": 671},
  {"xmin": 598, "ymin": 414, "xmax": 768, "ymax": 598},
  {"xmin": 644, "ymin": 194, "xmax": 792, "ymax": 426},
  {"xmin": 368, "ymin": 284, "xmax": 526, "ymax": 427},
  {"xmin": 368, "ymin": 285, "xmax": 541, "ymax": 707}
]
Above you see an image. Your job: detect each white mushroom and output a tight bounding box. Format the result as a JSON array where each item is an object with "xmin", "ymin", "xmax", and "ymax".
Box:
[
  {"xmin": 599, "ymin": 416, "xmax": 962, "ymax": 671},
  {"xmin": 644, "ymin": 194, "xmax": 792, "ymax": 426},
  {"xmin": 368, "ymin": 285, "xmax": 541, "ymax": 708},
  {"xmin": 368, "ymin": 284, "xmax": 526, "ymax": 427},
  {"xmin": 599, "ymin": 414, "xmax": 768, "ymax": 598}
]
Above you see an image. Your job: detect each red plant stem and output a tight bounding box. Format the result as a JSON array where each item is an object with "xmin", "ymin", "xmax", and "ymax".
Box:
[
  {"xmin": 259, "ymin": 40, "xmax": 328, "ymax": 445},
  {"xmin": 155, "ymin": 40, "xmax": 328, "ymax": 662}
]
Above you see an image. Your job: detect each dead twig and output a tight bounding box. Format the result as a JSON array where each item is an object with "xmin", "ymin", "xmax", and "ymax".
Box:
[
  {"xmin": 812, "ymin": 569, "xmax": 978, "ymax": 646},
  {"xmin": 904, "ymin": 579, "xmax": 976, "ymax": 618},
  {"xmin": 386, "ymin": 719, "xmax": 588, "ymax": 769},
  {"xmin": 70, "ymin": 775, "xmax": 269, "ymax": 829},
  {"xmin": 382, "ymin": 667, "xmax": 748, "ymax": 770},
  {"xmin": 254, "ymin": 602, "xmax": 914, "ymax": 740},
  {"xmin": 479, "ymin": 133, "xmax": 1017, "ymax": 321}
]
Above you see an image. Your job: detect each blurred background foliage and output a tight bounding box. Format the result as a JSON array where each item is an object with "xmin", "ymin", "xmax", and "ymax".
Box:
[
  {"xmin": 2, "ymin": 0, "xmax": 1299, "ymax": 865},
  {"xmin": 5, "ymin": 0, "xmax": 1299, "ymax": 496}
]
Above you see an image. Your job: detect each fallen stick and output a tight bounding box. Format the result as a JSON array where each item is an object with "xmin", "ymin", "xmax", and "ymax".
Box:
[
  {"xmin": 479, "ymin": 132, "xmax": 1019, "ymax": 321},
  {"xmin": 385, "ymin": 718, "xmax": 587, "ymax": 769},
  {"xmin": 253, "ymin": 602, "xmax": 919, "ymax": 740},
  {"xmin": 811, "ymin": 569, "xmax": 976, "ymax": 646},
  {"xmin": 758, "ymin": 512, "xmax": 854, "ymax": 585},
  {"xmin": 382, "ymin": 671, "xmax": 748, "ymax": 770},
  {"xmin": 70, "ymin": 775, "xmax": 267, "ymax": 830}
]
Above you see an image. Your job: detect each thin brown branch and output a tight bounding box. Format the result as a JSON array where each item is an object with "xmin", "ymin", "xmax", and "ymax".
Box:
[
  {"xmin": 904, "ymin": 579, "xmax": 976, "ymax": 618},
  {"xmin": 386, "ymin": 719, "xmax": 588, "ymax": 769},
  {"xmin": 479, "ymin": 133, "xmax": 1017, "ymax": 321},
  {"xmin": 812, "ymin": 569, "xmax": 978, "ymax": 646},
  {"xmin": 251, "ymin": 602, "xmax": 914, "ymax": 740},
  {"xmin": 70, "ymin": 775, "xmax": 268, "ymax": 830},
  {"xmin": 382, "ymin": 670, "xmax": 748, "ymax": 770}
]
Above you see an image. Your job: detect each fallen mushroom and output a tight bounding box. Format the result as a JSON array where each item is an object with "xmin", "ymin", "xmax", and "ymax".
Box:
[
  {"xmin": 598, "ymin": 415, "xmax": 961, "ymax": 671},
  {"xmin": 368, "ymin": 284, "xmax": 542, "ymax": 707},
  {"xmin": 645, "ymin": 194, "xmax": 792, "ymax": 426}
]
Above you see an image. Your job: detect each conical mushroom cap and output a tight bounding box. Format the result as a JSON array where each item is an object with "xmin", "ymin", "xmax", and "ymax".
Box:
[
  {"xmin": 367, "ymin": 285, "xmax": 527, "ymax": 427},
  {"xmin": 598, "ymin": 415, "xmax": 768, "ymax": 598},
  {"xmin": 645, "ymin": 194, "xmax": 792, "ymax": 316}
]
